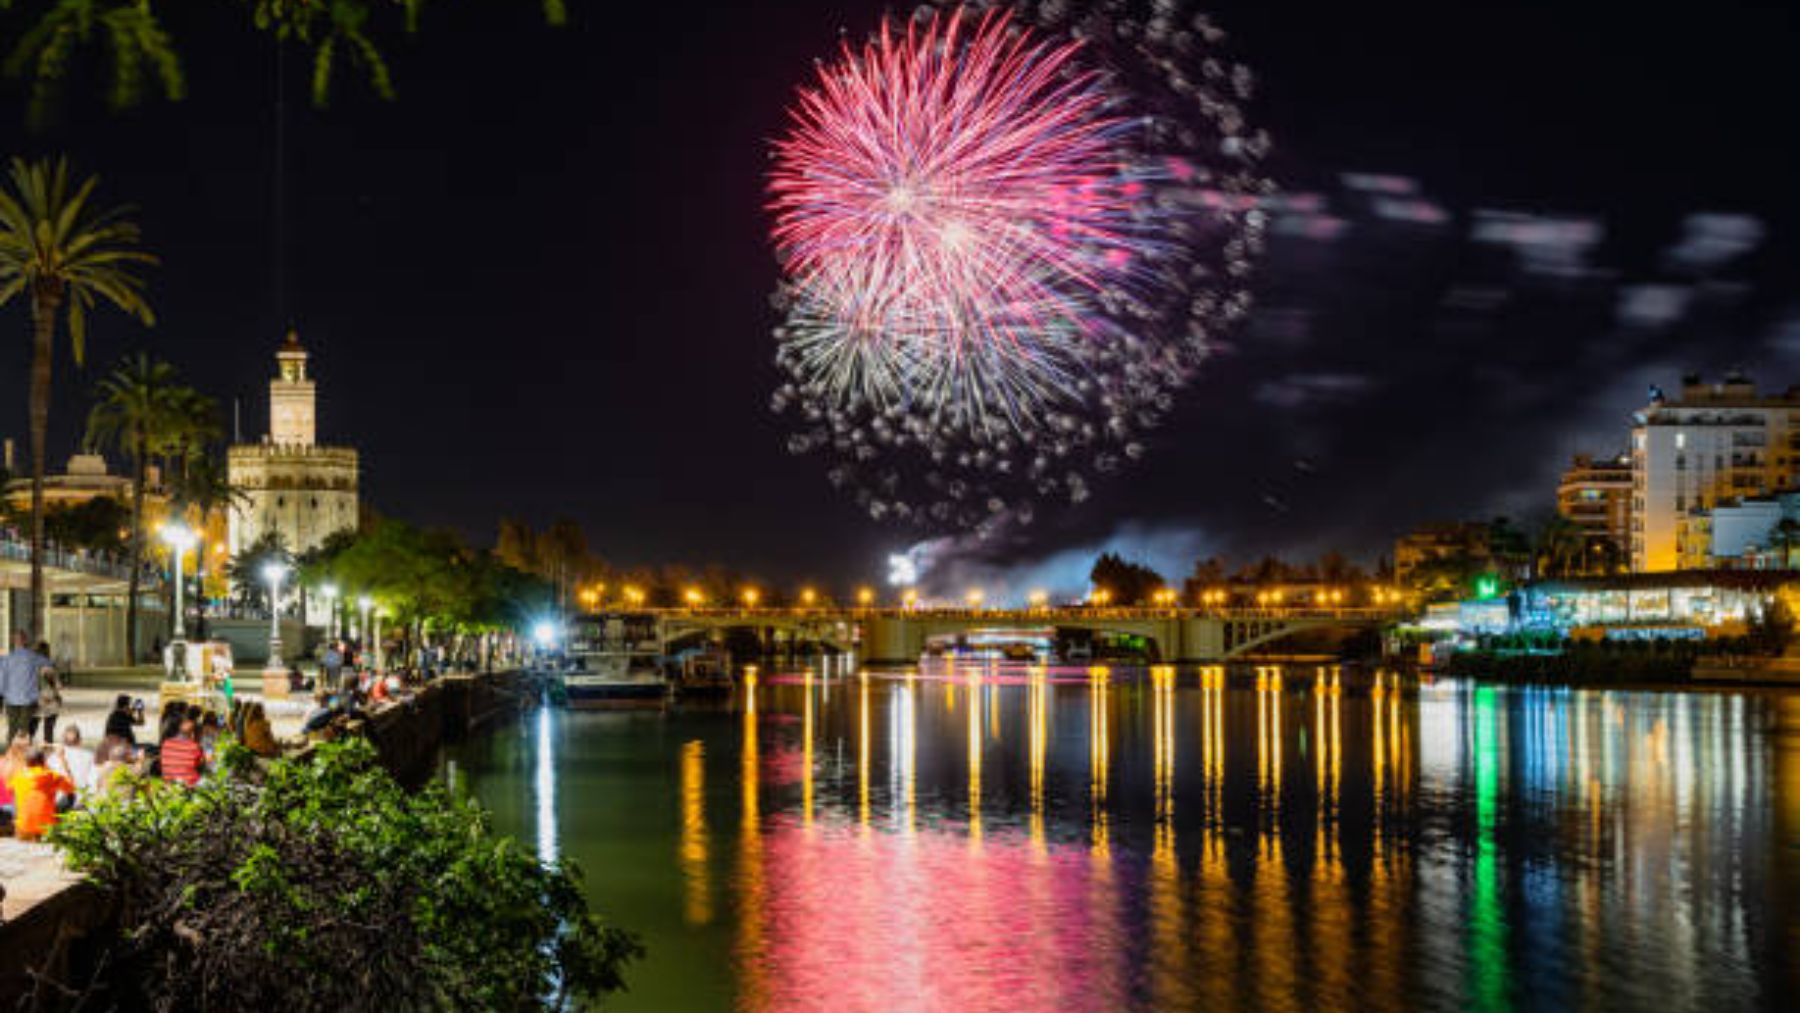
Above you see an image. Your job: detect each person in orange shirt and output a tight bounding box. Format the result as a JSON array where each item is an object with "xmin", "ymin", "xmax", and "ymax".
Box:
[{"xmin": 8, "ymin": 746, "xmax": 74, "ymax": 841}]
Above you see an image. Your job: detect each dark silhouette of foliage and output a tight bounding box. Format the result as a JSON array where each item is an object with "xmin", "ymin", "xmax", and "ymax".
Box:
[{"xmin": 47, "ymin": 738, "xmax": 640, "ymax": 1010}]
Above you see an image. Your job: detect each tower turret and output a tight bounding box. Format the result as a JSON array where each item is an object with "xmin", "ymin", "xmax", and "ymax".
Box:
[{"xmin": 269, "ymin": 329, "xmax": 316, "ymax": 447}]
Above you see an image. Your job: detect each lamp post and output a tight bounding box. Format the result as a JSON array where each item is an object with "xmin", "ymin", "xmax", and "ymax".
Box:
[
  {"xmin": 321, "ymin": 583, "xmax": 340, "ymax": 641},
  {"xmin": 262, "ymin": 560, "xmax": 289, "ymax": 672},
  {"xmin": 161, "ymin": 523, "xmax": 197, "ymax": 681}
]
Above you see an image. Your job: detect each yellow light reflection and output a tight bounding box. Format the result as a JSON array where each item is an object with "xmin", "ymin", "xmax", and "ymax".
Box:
[
  {"xmin": 1090, "ymin": 665, "xmax": 1111, "ymax": 855},
  {"xmin": 968, "ymin": 670, "xmax": 983, "ymax": 845},
  {"xmin": 1028, "ymin": 666, "xmax": 1047, "ymax": 852},
  {"xmin": 858, "ymin": 676, "xmax": 870, "ymax": 829},
  {"xmin": 803, "ymin": 665, "xmax": 815, "ymax": 826},
  {"xmin": 1148, "ymin": 667, "xmax": 1190, "ymax": 1006},
  {"xmin": 1152, "ymin": 665, "xmax": 1176, "ymax": 831},
  {"xmin": 736, "ymin": 668, "xmax": 765, "ymax": 1008},
  {"xmin": 679, "ymin": 740, "xmax": 712, "ymax": 925}
]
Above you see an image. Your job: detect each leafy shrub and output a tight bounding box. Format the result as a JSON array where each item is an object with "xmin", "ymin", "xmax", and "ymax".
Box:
[{"xmin": 48, "ymin": 739, "xmax": 640, "ymax": 1011}]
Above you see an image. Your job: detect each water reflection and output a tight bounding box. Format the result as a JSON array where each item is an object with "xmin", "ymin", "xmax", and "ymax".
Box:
[{"xmin": 445, "ymin": 666, "xmax": 1797, "ymax": 1011}]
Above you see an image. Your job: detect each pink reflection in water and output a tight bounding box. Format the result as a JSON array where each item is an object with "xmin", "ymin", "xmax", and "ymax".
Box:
[{"xmin": 744, "ymin": 815, "xmax": 1122, "ymax": 1011}]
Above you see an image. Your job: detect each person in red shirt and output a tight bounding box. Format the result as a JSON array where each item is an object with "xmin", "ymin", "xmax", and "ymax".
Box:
[
  {"xmin": 8, "ymin": 747, "xmax": 74, "ymax": 840},
  {"xmin": 158, "ymin": 718, "xmax": 205, "ymax": 787}
]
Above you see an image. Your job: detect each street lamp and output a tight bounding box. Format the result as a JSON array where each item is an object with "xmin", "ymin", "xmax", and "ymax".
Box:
[
  {"xmin": 742, "ymin": 587, "xmax": 760, "ymax": 609},
  {"xmin": 321, "ymin": 583, "xmax": 340, "ymax": 641},
  {"xmin": 966, "ymin": 587, "xmax": 984, "ymax": 609},
  {"xmin": 685, "ymin": 587, "xmax": 704, "ymax": 609},
  {"xmin": 857, "ymin": 586, "xmax": 875, "ymax": 607},
  {"xmin": 161, "ymin": 523, "xmax": 197, "ymax": 680},
  {"xmin": 800, "ymin": 587, "xmax": 817, "ymax": 608},
  {"xmin": 262, "ymin": 560, "xmax": 290, "ymax": 673},
  {"xmin": 1028, "ymin": 589, "xmax": 1048, "ymax": 609}
]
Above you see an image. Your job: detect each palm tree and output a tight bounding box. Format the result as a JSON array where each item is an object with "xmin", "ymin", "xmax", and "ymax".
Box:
[
  {"xmin": 86, "ymin": 354, "xmax": 191, "ymax": 661},
  {"xmin": 0, "ymin": 157, "xmax": 156, "ymax": 640},
  {"xmin": 1534, "ymin": 516, "xmax": 1588, "ymax": 578}
]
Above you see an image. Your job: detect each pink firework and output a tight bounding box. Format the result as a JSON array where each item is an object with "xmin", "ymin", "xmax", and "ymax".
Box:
[{"xmin": 768, "ymin": 7, "xmax": 1152, "ymax": 425}]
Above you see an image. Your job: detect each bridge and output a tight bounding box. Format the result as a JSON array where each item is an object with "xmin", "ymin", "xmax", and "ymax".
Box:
[{"xmin": 637, "ymin": 605, "xmax": 1401, "ymax": 664}]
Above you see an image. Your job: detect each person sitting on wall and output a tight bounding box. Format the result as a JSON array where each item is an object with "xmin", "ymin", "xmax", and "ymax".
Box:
[
  {"xmin": 53, "ymin": 726, "xmax": 96, "ymax": 798},
  {"xmin": 104, "ymin": 694, "xmax": 142, "ymax": 746},
  {"xmin": 158, "ymin": 719, "xmax": 205, "ymax": 787},
  {"xmin": 197, "ymin": 712, "xmax": 225, "ymax": 761},
  {"xmin": 8, "ymin": 747, "xmax": 74, "ymax": 841},
  {"xmin": 300, "ymin": 692, "xmax": 338, "ymax": 737},
  {"xmin": 241, "ymin": 702, "xmax": 280, "ymax": 758},
  {"xmin": 157, "ymin": 704, "xmax": 185, "ymax": 746}
]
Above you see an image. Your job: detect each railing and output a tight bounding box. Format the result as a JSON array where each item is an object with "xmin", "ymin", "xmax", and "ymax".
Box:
[
  {"xmin": 624, "ymin": 606, "xmax": 1401, "ymax": 622},
  {"xmin": 0, "ymin": 533, "xmax": 154, "ymax": 584}
]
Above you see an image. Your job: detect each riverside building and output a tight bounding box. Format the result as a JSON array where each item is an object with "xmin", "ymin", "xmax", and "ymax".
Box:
[
  {"xmin": 226, "ymin": 332, "xmax": 360, "ymax": 557},
  {"xmin": 1556, "ymin": 452, "xmax": 1632, "ymax": 567},
  {"xmin": 1630, "ymin": 373, "xmax": 1800, "ymax": 572}
]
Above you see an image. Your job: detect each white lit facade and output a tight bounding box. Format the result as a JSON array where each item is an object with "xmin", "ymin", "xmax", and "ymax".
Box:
[
  {"xmin": 1629, "ymin": 375, "xmax": 1800, "ymax": 572},
  {"xmin": 226, "ymin": 332, "xmax": 360, "ymax": 557}
]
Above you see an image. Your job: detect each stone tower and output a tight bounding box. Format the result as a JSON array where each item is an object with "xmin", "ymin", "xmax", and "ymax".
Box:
[{"xmin": 227, "ymin": 332, "xmax": 360, "ymax": 558}]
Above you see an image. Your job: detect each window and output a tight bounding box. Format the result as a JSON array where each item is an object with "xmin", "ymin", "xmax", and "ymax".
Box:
[{"xmin": 1676, "ymin": 432, "xmax": 1687, "ymax": 450}]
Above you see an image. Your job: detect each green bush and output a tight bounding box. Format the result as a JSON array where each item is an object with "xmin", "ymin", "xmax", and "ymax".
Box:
[{"xmin": 47, "ymin": 739, "xmax": 640, "ymax": 1011}]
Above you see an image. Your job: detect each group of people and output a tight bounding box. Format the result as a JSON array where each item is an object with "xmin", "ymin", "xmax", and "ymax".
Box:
[
  {"xmin": 0, "ymin": 638, "xmax": 288, "ymax": 840},
  {"xmin": 297, "ymin": 639, "xmax": 419, "ymax": 738}
]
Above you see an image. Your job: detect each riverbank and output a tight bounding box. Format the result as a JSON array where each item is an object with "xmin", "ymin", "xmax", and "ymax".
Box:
[
  {"xmin": 0, "ymin": 668, "xmax": 534, "ymax": 1003},
  {"xmin": 1435, "ymin": 646, "xmax": 1800, "ymax": 687}
]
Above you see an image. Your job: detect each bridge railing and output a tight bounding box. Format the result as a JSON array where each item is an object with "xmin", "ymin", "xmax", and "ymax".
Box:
[{"xmin": 624, "ymin": 606, "xmax": 1401, "ymax": 622}]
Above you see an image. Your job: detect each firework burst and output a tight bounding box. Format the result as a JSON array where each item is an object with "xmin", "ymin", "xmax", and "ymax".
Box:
[{"xmin": 768, "ymin": 1, "xmax": 1271, "ymax": 531}]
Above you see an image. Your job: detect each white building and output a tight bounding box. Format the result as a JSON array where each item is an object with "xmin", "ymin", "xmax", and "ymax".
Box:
[
  {"xmin": 227, "ymin": 332, "xmax": 360, "ymax": 557},
  {"xmin": 1629, "ymin": 373, "xmax": 1800, "ymax": 572}
]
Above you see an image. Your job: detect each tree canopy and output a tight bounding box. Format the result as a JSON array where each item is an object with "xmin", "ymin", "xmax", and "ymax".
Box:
[
  {"xmin": 1089, "ymin": 552, "xmax": 1166, "ymax": 605},
  {"xmin": 1, "ymin": 0, "xmax": 568, "ymax": 126}
]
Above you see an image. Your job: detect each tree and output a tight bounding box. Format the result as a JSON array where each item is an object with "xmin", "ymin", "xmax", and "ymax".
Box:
[
  {"xmin": 227, "ymin": 531, "xmax": 292, "ymax": 613},
  {"xmin": 495, "ymin": 517, "xmax": 538, "ymax": 573},
  {"xmin": 1533, "ymin": 515, "xmax": 1587, "ymax": 579},
  {"xmin": 1772, "ymin": 518, "xmax": 1800, "ymax": 569},
  {"xmin": 47, "ymin": 738, "xmax": 640, "ymax": 1009},
  {"xmin": 1182, "ymin": 556, "xmax": 1228, "ymax": 599},
  {"xmin": 0, "ymin": 156, "xmax": 156, "ymax": 640},
  {"xmin": 42, "ymin": 494, "xmax": 128, "ymax": 553},
  {"xmin": 539, "ymin": 517, "xmax": 590, "ymax": 610},
  {"xmin": 1089, "ymin": 552, "xmax": 1164, "ymax": 605},
  {"xmin": 85, "ymin": 354, "xmax": 205, "ymax": 660},
  {"xmin": 1, "ymin": 0, "xmax": 570, "ymax": 126},
  {"xmin": 167, "ymin": 447, "xmax": 248, "ymax": 611},
  {"xmin": 1235, "ymin": 556, "xmax": 1293, "ymax": 585}
]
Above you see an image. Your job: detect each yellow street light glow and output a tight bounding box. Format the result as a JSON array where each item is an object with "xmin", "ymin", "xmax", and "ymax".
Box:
[
  {"xmin": 801, "ymin": 587, "xmax": 817, "ymax": 606},
  {"xmin": 742, "ymin": 588, "xmax": 760, "ymax": 607},
  {"xmin": 684, "ymin": 587, "xmax": 704, "ymax": 607},
  {"xmin": 902, "ymin": 588, "xmax": 918, "ymax": 607},
  {"xmin": 857, "ymin": 587, "xmax": 875, "ymax": 606},
  {"xmin": 1028, "ymin": 589, "xmax": 1048, "ymax": 607},
  {"xmin": 966, "ymin": 588, "xmax": 985, "ymax": 608}
]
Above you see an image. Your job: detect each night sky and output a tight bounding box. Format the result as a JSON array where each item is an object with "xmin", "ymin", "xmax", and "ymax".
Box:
[{"xmin": 4, "ymin": 1, "xmax": 1798, "ymax": 594}]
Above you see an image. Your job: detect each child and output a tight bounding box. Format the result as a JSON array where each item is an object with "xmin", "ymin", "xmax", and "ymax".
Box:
[{"xmin": 8, "ymin": 747, "xmax": 75, "ymax": 840}]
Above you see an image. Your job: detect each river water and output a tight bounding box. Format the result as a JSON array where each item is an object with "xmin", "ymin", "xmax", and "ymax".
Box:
[{"xmin": 438, "ymin": 662, "xmax": 1799, "ymax": 1011}]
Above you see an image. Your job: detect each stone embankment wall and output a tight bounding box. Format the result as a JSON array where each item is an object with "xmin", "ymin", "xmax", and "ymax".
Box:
[{"xmin": 0, "ymin": 669, "xmax": 532, "ymax": 1003}]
